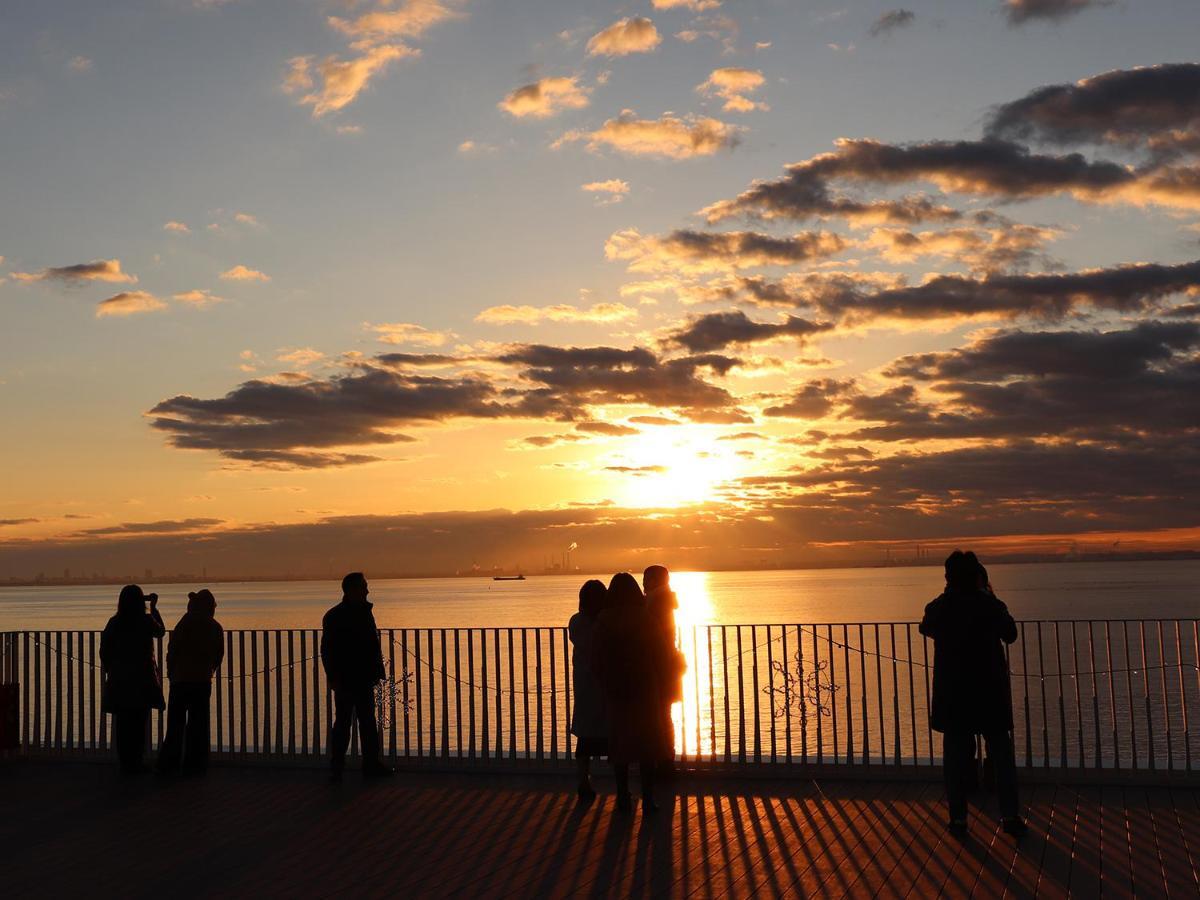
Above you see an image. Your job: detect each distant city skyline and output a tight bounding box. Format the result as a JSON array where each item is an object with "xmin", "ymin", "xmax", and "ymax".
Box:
[{"xmin": 2, "ymin": 0, "xmax": 1199, "ymax": 579}]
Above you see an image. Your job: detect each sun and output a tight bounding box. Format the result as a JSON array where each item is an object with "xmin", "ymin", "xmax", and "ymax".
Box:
[{"xmin": 606, "ymin": 426, "xmax": 750, "ymax": 508}]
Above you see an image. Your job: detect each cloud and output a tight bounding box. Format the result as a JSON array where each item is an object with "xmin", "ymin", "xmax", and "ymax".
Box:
[
  {"xmin": 276, "ymin": 347, "xmax": 326, "ymax": 368},
  {"xmin": 606, "ymin": 227, "xmax": 846, "ymax": 273},
  {"xmin": 604, "ymin": 465, "xmax": 667, "ymax": 475},
  {"xmin": 370, "ymin": 322, "xmax": 454, "ymax": 346},
  {"xmin": 581, "ymin": 179, "xmax": 630, "ymax": 204},
  {"xmin": 763, "ymin": 379, "xmax": 855, "ymax": 418},
  {"xmin": 458, "ymin": 139, "xmax": 498, "ymax": 155},
  {"xmin": 327, "ymin": 0, "xmax": 462, "ymax": 41},
  {"xmin": 803, "ymin": 258, "xmax": 1200, "ymax": 325},
  {"xmin": 698, "ymin": 67, "xmax": 768, "ymax": 113},
  {"xmin": 717, "ymin": 431, "xmax": 765, "ymax": 441},
  {"xmin": 95, "ymin": 291, "xmax": 166, "ymax": 318},
  {"xmin": 704, "ymin": 137, "xmax": 1200, "ymax": 221},
  {"xmin": 666, "ymin": 310, "xmax": 832, "ymax": 351},
  {"xmin": 12, "ymin": 259, "xmax": 136, "ymax": 285},
  {"xmin": 68, "ymin": 55, "xmax": 93, "ymax": 73},
  {"xmin": 985, "ymin": 63, "xmax": 1200, "ymax": 159},
  {"xmin": 586, "ymin": 17, "xmax": 663, "ymax": 57},
  {"xmin": 220, "ymin": 264, "xmax": 270, "ymax": 282},
  {"xmin": 577, "ymin": 421, "xmax": 640, "ymax": 437},
  {"xmin": 1004, "ymin": 0, "xmax": 1108, "ymax": 25},
  {"xmin": 555, "ymin": 112, "xmax": 739, "ymax": 159},
  {"xmin": 652, "ymin": 0, "xmax": 721, "ymax": 9},
  {"xmin": 869, "ymin": 9, "xmax": 915, "ymax": 36},
  {"xmin": 499, "ymin": 76, "xmax": 590, "ymax": 119},
  {"xmin": 0, "ymin": 518, "xmax": 39, "ymax": 527},
  {"xmin": 284, "ymin": 44, "xmax": 416, "ymax": 118},
  {"xmin": 163, "ymin": 221, "xmax": 190, "ymax": 234},
  {"xmin": 628, "ymin": 415, "xmax": 682, "ymax": 426},
  {"xmin": 80, "ymin": 518, "xmax": 224, "ymax": 536},
  {"xmin": 674, "ymin": 14, "xmax": 738, "ymax": 52},
  {"xmin": 862, "ymin": 223, "xmax": 1061, "ymax": 272},
  {"xmin": 218, "ymin": 450, "xmax": 386, "ymax": 470},
  {"xmin": 475, "ymin": 302, "xmax": 636, "ymax": 325},
  {"xmin": 886, "ymin": 320, "xmax": 1200, "ymax": 382},
  {"xmin": 173, "ymin": 289, "xmax": 225, "ymax": 308}
]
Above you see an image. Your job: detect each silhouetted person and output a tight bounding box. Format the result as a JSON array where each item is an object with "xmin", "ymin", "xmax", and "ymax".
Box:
[
  {"xmin": 322, "ymin": 572, "xmax": 392, "ymax": 782},
  {"xmin": 100, "ymin": 584, "xmax": 166, "ymax": 774},
  {"xmin": 920, "ymin": 551, "xmax": 1026, "ymax": 839},
  {"xmin": 643, "ymin": 565, "xmax": 685, "ymax": 777},
  {"xmin": 569, "ymin": 579, "xmax": 610, "ymax": 802},
  {"xmin": 157, "ymin": 589, "xmax": 224, "ymax": 775},
  {"xmin": 594, "ymin": 572, "xmax": 674, "ymax": 813}
]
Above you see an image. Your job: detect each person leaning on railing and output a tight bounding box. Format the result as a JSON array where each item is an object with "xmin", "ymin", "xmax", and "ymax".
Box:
[
  {"xmin": 99, "ymin": 585, "xmax": 166, "ymax": 775},
  {"xmin": 321, "ymin": 572, "xmax": 393, "ymax": 783},
  {"xmin": 157, "ymin": 589, "xmax": 224, "ymax": 776},
  {"xmin": 920, "ymin": 551, "xmax": 1027, "ymax": 840}
]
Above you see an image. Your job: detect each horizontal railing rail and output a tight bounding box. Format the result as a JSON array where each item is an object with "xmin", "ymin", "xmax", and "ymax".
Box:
[{"xmin": 2, "ymin": 620, "xmax": 1198, "ymax": 779}]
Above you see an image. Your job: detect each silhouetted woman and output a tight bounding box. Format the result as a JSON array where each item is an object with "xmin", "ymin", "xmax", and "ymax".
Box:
[
  {"xmin": 569, "ymin": 579, "xmax": 609, "ymax": 802},
  {"xmin": 157, "ymin": 588, "xmax": 224, "ymax": 775},
  {"xmin": 100, "ymin": 584, "xmax": 166, "ymax": 774},
  {"xmin": 594, "ymin": 572, "xmax": 674, "ymax": 813}
]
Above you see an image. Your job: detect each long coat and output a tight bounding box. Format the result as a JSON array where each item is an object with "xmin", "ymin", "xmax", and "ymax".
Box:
[
  {"xmin": 594, "ymin": 604, "xmax": 674, "ymax": 764},
  {"xmin": 568, "ymin": 612, "xmax": 607, "ymax": 740},
  {"xmin": 100, "ymin": 609, "xmax": 166, "ymax": 713},
  {"xmin": 321, "ymin": 599, "xmax": 386, "ymax": 691},
  {"xmin": 919, "ymin": 588, "xmax": 1017, "ymax": 734}
]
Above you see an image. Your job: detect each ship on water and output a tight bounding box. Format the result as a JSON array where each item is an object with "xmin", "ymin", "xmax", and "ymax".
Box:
[{"xmin": 492, "ymin": 574, "xmax": 526, "ymax": 581}]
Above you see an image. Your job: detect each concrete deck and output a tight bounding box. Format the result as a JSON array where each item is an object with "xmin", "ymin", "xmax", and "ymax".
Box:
[{"xmin": 2, "ymin": 762, "xmax": 1198, "ymax": 897}]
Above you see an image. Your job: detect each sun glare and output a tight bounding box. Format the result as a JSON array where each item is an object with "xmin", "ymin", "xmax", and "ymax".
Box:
[{"xmin": 608, "ymin": 427, "xmax": 748, "ymax": 508}]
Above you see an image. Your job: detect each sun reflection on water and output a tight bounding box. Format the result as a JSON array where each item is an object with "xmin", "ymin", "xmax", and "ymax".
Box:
[{"xmin": 669, "ymin": 571, "xmax": 715, "ymax": 756}]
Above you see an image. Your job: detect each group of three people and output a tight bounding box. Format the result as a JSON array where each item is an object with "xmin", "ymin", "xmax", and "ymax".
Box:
[
  {"xmin": 98, "ymin": 572, "xmax": 390, "ymax": 780},
  {"xmin": 569, "ymin": 565, "xmax": 686, "ymax": 813}
]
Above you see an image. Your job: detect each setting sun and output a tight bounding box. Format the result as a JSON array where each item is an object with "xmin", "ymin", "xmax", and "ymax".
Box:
[{"xmin": 607, "ymin": 427, "xmax": 751, "ymax": 508}]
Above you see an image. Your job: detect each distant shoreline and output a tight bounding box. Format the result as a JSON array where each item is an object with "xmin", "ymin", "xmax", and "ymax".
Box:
[{"xmin": 3, "ymin": 550, "xmax": 1197, "ymax": 589}]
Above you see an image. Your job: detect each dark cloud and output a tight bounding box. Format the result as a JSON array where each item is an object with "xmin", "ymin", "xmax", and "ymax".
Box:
[
  {"xmin": 11, "ymin": 258, "xmax": 135, "ymax": 285},
  {"xmin": 220, "ymin": 450, "xmax": 388, "ymax": 469},
  {"xmin": 0, "ymin": 518, "xmax": 39, "ymax": 526},
  {"xmin": 1004, "ymin": 0, "xmax": 1109, "ymax": 25},
  {"xmin": 521, "ymin": 434, "xmax": 585, "ymax": 448},
  {"xmin": 807, "ymin": 259, "xmax": 1200, "ymax": 324},
  {"xmin": 374, "ymin": 353, "xmax": 466, "ymax": 368},
  {"xmin": 604, "ymin": 465, "xmax": 668, "ymax": 475},
  {"xmin": 986, "ymin": 63, "xmax": 1200, "ymax": 158},
  {"xmin": 717, "ymin": 431, "xmax": 766, "ymax": 441},
  {"xmin": 703, "ymin": 138, "xmax": 1139, "ymax": 223},
  {"xmin": 743, "ymin": 436, "xmax": 1200, "ymax": 536},
  {"xmin": 869, "ymin": 9, "xmax": 915, "ymax": 36},
  {"xmin": 762, "ymin": 379, "xmax": 855, "ymax": 418},
  {"xmin": 81, "ymin": 518, "xmax": 225, "ymax": 536},
  {"xmin": 607, "ymin": 227, "xmax": 847, "ymax": 272},
  {"xmin": 666, "ymin": 310, "xmax": 832, "ymax": 352},
  {"xmin": 885, "ymin": 321, "xmax": 1200, "ymax": 381},
  {"xmin": 149, "ymin": 369, "xmax": 515, "ymax": 461}
]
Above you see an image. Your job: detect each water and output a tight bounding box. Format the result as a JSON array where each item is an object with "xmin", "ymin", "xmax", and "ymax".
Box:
[
  {"xmin": 2, "ymin": 560, "xmax": 1198, "ymax": 631},
  {"xmin": 6, "ymin": 561, "xmax": 1198, "ymax": 769}
]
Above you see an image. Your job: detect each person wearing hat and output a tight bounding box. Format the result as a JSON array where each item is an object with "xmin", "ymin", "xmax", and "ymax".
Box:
[{"xmin": 157, "ymin": 588, "xmax": 225, "ymax": 775}]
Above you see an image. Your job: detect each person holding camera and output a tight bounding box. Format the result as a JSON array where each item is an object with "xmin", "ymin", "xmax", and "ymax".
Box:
[
  {"xmin": 157, "ymin": 588, "xmax": 224, "ymax": 776},
  {"xmin": 100, "ymin": 584, "xmax": 166, "ymax": 774}
]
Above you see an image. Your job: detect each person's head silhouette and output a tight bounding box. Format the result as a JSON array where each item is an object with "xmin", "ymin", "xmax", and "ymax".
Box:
[
  {"xmin": 342, "ymin": 571, "xmax": 369, "ymax": 602},
  {"xmin": 118, "ymin": 584, "xmax": 146, "ymax": 616},
  {"xmin": 643, "ymin": 565, "xmax": 670, "ymax": 593},
  {"xmin": 578, "ymin": 579, "xmax": 607, "ymax": 617},
  {"xmin": 943, "ymin": 551, "xmax": 979, "ymax": 592},
  {"xmin": 607, "ymin": 572, "xmax": 644, "ymax": 608},
  {"xmin": 187, "ymin": 588, "xmax": 217, "ymax": 617}
]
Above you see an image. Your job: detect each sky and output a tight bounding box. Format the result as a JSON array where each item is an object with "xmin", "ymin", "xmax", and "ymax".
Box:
[{"xmin": 1, "ymin": 0, "xmax": 1199, "ymax": 578}]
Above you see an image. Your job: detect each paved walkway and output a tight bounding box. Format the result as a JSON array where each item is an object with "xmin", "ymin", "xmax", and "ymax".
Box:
[{"xmin": 2, "ymin": 762, "xmax": 1199, "ymax": 897}]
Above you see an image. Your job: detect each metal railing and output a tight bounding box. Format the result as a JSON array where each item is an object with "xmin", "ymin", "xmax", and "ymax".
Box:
[{"xmin": 2, "ymin": 621, "xmax": 1199, "ymax": 780}]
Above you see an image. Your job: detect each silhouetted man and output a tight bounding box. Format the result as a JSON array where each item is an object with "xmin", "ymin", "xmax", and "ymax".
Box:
[
  {"xmin": 321, "ymin": 572, "xmax": 392, "ymax": 782},
  {"xmin": 920, "ymin": 551, "xmax": 1025, "ymax": 838}
]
